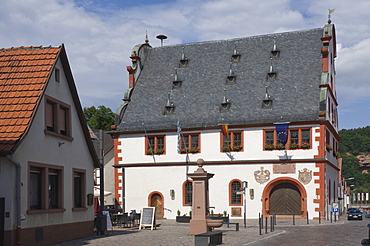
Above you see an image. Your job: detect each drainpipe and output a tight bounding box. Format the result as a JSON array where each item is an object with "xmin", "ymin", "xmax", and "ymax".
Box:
[{"xmin": 6, "ymin": 155, "xmax": 21, "ymax": 246}]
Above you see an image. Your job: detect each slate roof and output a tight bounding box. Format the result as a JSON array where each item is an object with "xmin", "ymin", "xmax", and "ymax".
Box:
[
  {"xmin": 118, "ymin": 27, "xmax": 325, "ymax": 132},
  {"xmin": 0, "ymin": 45, "xmax": 100, "ymax": 167},
  {"xmin": 0, "ymin": 46, "xmax": 61, "ymax": 152}
]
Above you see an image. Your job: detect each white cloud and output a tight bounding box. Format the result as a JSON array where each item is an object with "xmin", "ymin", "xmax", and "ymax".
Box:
[{"xmin": 1, "ymin": 0, "xmax": 370, "ymax": 129}]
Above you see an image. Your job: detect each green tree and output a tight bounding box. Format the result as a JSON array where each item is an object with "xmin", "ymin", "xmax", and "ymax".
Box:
[{"xmin": 83, "ymin": 105, "xmax": 115, "ymax": 131}]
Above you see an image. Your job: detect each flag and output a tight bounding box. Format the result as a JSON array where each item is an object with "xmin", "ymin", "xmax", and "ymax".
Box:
[
  {"xmin": 366, "ymin": 193, "xmax": 369, "ymax": 201},
  {"xmin": 177, "ymin": 120, "xmax": 181, "ymax": 153},
  {"xmin": 358, "ymin": 193, "xmax": 361, "ymax": 201},
  {"xmin": 221, "ymin": 124, "xmax": 229, "ymax": 137},
  {"xmin": 353, "ymin": 193, "xmax": 356, "ymax": 201},
  {"xmin": 275, "ymin": 123, "xmax": 289, "ymax": 145},
  {"xmin": 362, "ymin": 193, "xmax": 365, "ymax": 201},
  {"xmin": 221, "ymin": 124, "xmax": 231, "ymax": 150},
  {"xmin": 329, "ymin": 9, "xmax": 335, "ymax": 14}
]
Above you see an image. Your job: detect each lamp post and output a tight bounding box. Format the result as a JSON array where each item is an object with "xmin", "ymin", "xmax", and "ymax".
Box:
[
  {"xmin": 242, "ymin": 181, "xmax": 248, "ymax": 228},
  {"xmin": 343, "ymin": 177, "xmax": 355, "ymax": 210}
]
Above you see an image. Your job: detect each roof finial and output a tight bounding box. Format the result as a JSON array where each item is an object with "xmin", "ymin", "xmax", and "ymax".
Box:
[
  {"xmin": 145, "ymin": 30, "xmax": 149, "ymax": 43},
  {"xmin": 328, "ymin": 9, "xmax": 335, "ymax": 24}
]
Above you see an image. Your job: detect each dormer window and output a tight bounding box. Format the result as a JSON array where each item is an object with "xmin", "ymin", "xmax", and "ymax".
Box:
[
  {"xmin": 172, "ymin": 68, "xmax": 182, "ymax": 89},
  {"xmin": 231, "ymin": 45, "xmax": 241, "ymax": 63},
  {"xmin": 270, "ymin": 39, "xmax": 280, "ymax": 59},
  {"xmin": 267, "ymin": 63, "xmax": 277, "ymax": 81},
  {"xmin": 179, "ymin": 47, "xmax": 188, "ymax": 68},
  {"xmin": 226, "ymin": 63, "xmax": 236, "ymax": 85},
  {"xmin": 262, "ymin": 87, "xmax": 273, "ymax": 109},
  {"xmin": 164, "ymin": 92, "xmax": 175, "ymax": 115},
  {"xmin": 220, "ymin": 89, "xmax": 231, "ymax": 112}
]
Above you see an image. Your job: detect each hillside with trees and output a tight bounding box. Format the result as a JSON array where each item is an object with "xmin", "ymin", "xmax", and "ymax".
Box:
[{"xmin": 339, "ymin": 126, "xmax": 370, "ymax": 193}]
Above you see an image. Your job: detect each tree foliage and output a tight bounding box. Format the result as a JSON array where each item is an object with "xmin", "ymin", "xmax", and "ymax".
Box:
[
  {"xmin": 83, "ymin": 105, "xmax": 115, "ymax": 131},
  {"xmin": 339, "ymin": 126, "xmax": 370, "ymax": 193}
]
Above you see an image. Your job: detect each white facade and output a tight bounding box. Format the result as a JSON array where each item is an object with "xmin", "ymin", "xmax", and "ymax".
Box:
[{"xmin": 115, "ymin": 124, "xmax": 338, "ymax": 220}]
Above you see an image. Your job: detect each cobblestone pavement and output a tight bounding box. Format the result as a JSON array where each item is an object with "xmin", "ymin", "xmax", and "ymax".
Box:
[{"xmin": 50, "ymin": 216, "xmax": 370, "ymax": 246}]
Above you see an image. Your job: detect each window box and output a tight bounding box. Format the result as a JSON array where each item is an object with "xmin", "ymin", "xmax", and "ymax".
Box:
[
  {"xmin": 326, "ymin": 144, "xmax": 333, "ymax": 152},
  {"xmin": 146, "ymin": 149, "xmax": 165, "ymax": 155},
  {"xmin": 275, "ymin": 144, "xmax": 286, "ymax": 150},
  {"xmin": 264, "ymin": 144, "xmax": 275, "ymax": 150},
  {"xmin": 290, "ymin": 143, "xmax": 299, "ymax": 149},
  {"xmin": 301, "ymin": 143, "xmax": 311, "ymax": 149}
]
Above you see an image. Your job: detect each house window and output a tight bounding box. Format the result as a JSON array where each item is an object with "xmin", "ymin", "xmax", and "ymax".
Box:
[
  {"xmin": 73, "ymin": 169, "xmax": 86, "ymax": 210},
  {"xmin": 146, "ymin": 135, "xmax": 165, "ymax": 155},
  {"xmin": 264, "ymin": 128, "xmax": 311, "ymax": 150},
  {"xmin": 48, "ymin": 169, "xmax": 60, "ymax": 209},
  {"xmin": 45, "ymin": 96, "xmax": 72, "ymax": 138},
  {"xmin": 221, "ymin": 131, "xmax": 243, "ymax": 152},
  {"xmin": 28, "ymin": 163, "xmax": 64, "ymax": 213},
  {"xmin": 55, "ymin": 68, "xmax": 60, "ymax": 82},
  {"xmin": 230, "ymin": 180, "xmax": 242, "ymax": 206},
  {"xmin": 180, "ymin": 133, "xmax": 200, "ymax": 153},
  {"xmin": 183, "ymin": 180, "xmax": 192, "ymax": 206}
]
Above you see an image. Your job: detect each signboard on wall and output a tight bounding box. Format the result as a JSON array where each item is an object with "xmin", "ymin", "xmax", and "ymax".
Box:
[{"xmin": 139, "ymin": 207, "xmax": 155, "ymax": 230}]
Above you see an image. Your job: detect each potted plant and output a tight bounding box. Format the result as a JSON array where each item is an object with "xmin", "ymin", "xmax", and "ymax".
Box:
[
  {"xmin": 264, "ymin": 144, "xmax": 275, "ymax": 150},
  {"xmin": 176, "ymin": 211, "xmax": 191, "ymax": 223},
  {"xmin": 179, "ymin": 148, "xmax": 187, "ymax": 153},
  {"xmin": 301, "ymin": 143, "xmax": 311, "ymax": 149},
  {"xmin": 222, "ymin": 146, "xmax": 231, "ymax": 152},
  {"xmin": 326, "ymin": 144, "xmax": 333, "ymax": 152},
  {"xmin": 189, "ymin": 147, "xmax": 200, "ymax": 153},
  {"xmin": 210, "ymin": 211, "xmax": 229, "ymax": 222},
  {"xmin": 275, "ymin": 144, "xmax": 286, "ymax": 150},
  {"xmin": 290, "ymin": 143, "xmax": 299, "ymax": 149},
  {"xmin": 232, "ymin": 146, "xmax": 243, "ymax": 151},
  {"xmin": 155, "ymin": 148, "xmax": 165, "ymax": 155}
]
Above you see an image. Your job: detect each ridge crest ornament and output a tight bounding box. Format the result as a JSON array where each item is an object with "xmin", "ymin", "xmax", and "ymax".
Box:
[
  {"xmin": 254, "ymin": 167, "xmax": 270, "ymax": 184},
  {"xmin": 298, "ymin": 168, "xmax": 312, "ymax": 185}
]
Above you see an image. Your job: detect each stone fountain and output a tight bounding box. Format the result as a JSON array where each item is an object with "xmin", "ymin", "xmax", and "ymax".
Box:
[{"xmin": 188, "ymin": 158, "xmax": 223, "ymax": 235}]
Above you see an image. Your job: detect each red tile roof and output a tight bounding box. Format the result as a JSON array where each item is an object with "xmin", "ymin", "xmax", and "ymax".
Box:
[{"xmin": 0, "ymin": 46, "xmax": 61, "ymax": 153}]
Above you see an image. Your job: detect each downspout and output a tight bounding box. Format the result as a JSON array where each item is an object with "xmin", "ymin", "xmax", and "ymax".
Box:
[{"xmin": 6, "ymin": 155, "xmax": 21, "ymax": 246}]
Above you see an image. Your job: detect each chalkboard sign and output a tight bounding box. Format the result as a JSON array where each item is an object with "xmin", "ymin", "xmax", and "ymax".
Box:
[{"xmin": 139, "ymin": 207, "xmax": 155, "ymax": 230}]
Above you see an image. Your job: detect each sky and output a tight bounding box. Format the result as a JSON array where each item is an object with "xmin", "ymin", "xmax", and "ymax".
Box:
[{"xmin": 1, "ymin": 0, "xmax": 369, "ymax": 130}]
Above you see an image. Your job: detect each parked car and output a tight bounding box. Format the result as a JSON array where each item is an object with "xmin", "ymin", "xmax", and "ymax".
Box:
[{"xmin": 347, "ymin": 208, "xmax": 363, "ymax": 220}]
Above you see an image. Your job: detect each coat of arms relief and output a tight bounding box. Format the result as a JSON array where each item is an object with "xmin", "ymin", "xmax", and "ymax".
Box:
[
  {"xmin": 298, "ymin": 168, "xmax": 312, "ymax": 185},
  {"xmin": 254, "ymin": 167, "xmax": 270, "ymax": 184}
]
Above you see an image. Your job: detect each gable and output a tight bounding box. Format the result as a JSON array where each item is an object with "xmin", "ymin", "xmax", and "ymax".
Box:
[{"xmin": 0, "ymin": 46, "xmax": 60, "ymax": 153}]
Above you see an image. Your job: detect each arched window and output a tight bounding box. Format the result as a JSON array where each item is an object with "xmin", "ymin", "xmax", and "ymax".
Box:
[
  {"xmin": 229, "ymin": 180, "xmax": 242, "ymax": 206},
  {"xmin": 183, "ymin": 181, "xmax": 192, "ymax": 206}
]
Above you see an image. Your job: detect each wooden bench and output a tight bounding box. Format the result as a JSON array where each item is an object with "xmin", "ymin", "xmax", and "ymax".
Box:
[
  {"xmin": 223, "ymin": 222, "xmax": 239, "ymax": 231},
  {"xmin": 194, "ymin": 231, "xmax": 223, "ymax": 246}
]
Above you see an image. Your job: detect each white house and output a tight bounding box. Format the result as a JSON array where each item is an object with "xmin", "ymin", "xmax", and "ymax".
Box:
[
  {"xmin": 111, "ymin": 21, "xmax": 340, "ymax": 221},
  {"xmin": 0, "ymin": 45, "xmax": 99, "ymax": 246}
]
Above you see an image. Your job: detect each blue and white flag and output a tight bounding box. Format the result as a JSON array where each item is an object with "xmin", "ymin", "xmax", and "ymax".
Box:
[{"xmin": 177, "ymin": 120, "xmax": 181, "ymax": 153}]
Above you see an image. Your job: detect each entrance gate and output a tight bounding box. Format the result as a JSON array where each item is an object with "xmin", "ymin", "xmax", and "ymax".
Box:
[{"xmin": 269, "ymin": 183, "xmax": 301, "ymax": 215}]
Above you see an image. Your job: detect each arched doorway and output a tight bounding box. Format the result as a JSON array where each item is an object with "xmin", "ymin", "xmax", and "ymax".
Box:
[
  {"xmin": 270, "ymin": 183, "xmax": 301, "ymax": 215},
  {"xmin": 262, "ymin": 177, "xmax": 307, "ymax": 217},
  {"xmin": 148, "ymin": 192, "xmax": 164, "ymax": 219}
]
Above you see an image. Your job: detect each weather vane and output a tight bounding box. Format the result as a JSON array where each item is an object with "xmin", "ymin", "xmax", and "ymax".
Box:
[{"xmin": 328, "ymin": 9, "xmax": 335, "ymax": 23}]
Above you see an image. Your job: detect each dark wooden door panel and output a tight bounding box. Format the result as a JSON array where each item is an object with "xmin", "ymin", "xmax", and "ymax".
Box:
[{"xmin": 270, "ymin": 183, "xmax": 301, "ymax": 215}]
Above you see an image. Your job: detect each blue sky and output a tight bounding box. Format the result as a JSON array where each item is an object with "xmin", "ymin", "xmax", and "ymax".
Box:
[{"xmin": 1, "ymin": 0, "xmax": 370, "ymax": 130}]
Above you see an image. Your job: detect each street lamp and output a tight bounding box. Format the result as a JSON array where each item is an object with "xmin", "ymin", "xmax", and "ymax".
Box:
[{"xmin": 242, "ymin": 181, "xmax": 248, "ymax": 228}]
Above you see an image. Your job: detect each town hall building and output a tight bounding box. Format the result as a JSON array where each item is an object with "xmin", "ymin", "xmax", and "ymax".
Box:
[{"xmin": 110, "ymin": 21, "xmax": 340, "ymax": 221}]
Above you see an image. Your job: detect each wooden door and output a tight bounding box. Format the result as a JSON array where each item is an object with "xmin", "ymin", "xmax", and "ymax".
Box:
[
  {"xmin": 150, "ymin": 193, "xmax": 163, "ymax": 219},
  {"xmin": 269, "ymin": 183, "xmax": 301, "ymax": 215}
]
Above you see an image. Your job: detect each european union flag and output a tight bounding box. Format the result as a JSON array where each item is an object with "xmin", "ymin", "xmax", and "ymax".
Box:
[{"xmin": 275, "ymin": 123, "xmax": 289, "ymax": 145}]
